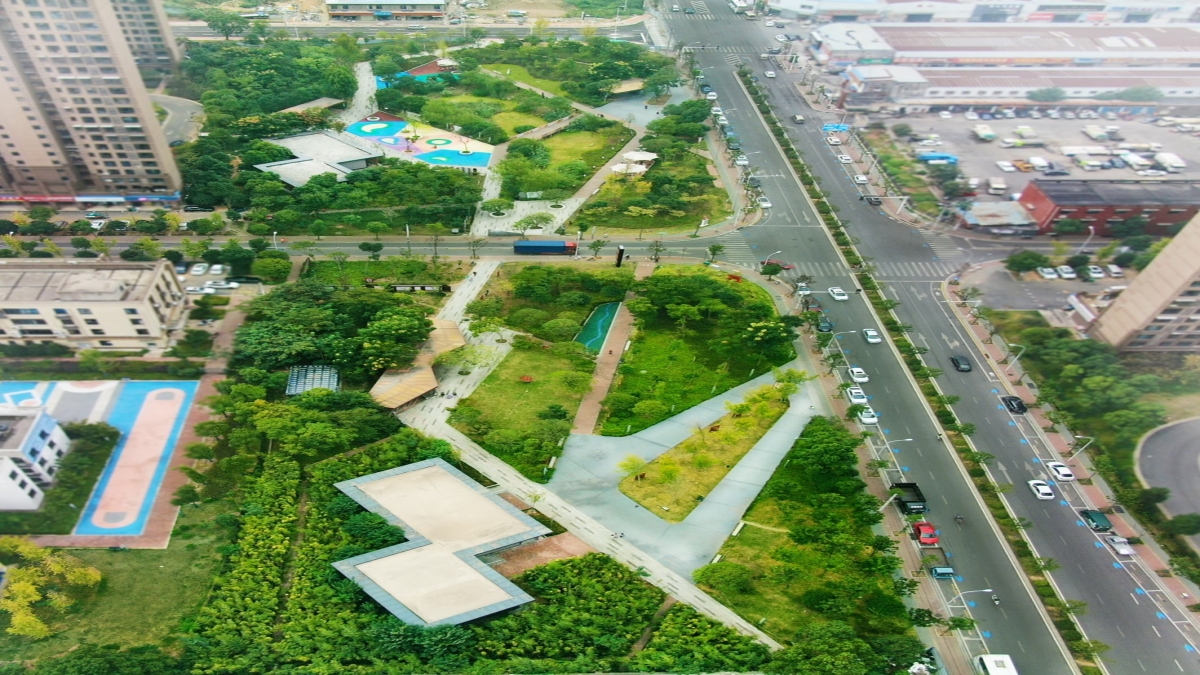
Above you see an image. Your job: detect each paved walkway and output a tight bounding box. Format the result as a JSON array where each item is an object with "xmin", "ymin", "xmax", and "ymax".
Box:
[
  {"xmin": 337, "ymin": 61, "xmax": 379, "ymax": 125},
  {"xmin": 571, "ymin": 260, "xmax": 656, "ymax": 434}
]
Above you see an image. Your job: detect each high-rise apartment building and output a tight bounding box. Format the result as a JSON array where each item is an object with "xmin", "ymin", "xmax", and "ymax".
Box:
[
  {"xmin": 0, "ymin": 0, "xmax": 181, "ymax": 208},
  {"xmin": 1089, "ymin": 215, "xmax": 1200, "ymax": 352}
]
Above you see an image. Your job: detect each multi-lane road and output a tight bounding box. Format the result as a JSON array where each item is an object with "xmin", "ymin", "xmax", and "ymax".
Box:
[{"xmin": 662, "ymin": 3, "xmax": 1200, "ymax": 674}]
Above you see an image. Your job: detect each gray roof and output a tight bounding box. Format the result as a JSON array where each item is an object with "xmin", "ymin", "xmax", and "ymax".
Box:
[
  {"xmin": 286, "ymin": 365, "xmax": 340, "ymax": 395},
  {"xmin": 1032, "ymin": 179, "xmax": 1200, "ymax": 206}
]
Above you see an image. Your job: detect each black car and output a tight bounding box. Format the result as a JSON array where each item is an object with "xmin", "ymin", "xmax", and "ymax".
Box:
[
  {"xmin": 817, "ymin": 318, "xmax": 834, "ymax": 332},
  {"xmin": 746, "ymin": 176, "xmax": 762, "ymax": 188},
  {"xmin": 225, "ymin": 275, "xmax": 263, "ymax": 284},
  {"xmin": 950, "ymin": 355, "xmax": 972, "ymax": 372},
  {"xmin": 767, "ymin": 46, "xmax": 783, "ymax": 54},
  {"xmin": 183, "ymin": 205, "xmax": 215, "ymax": 212},
  {"xmin": 727, "ymin": 140, "xmax": 742, "ymax": 151},
  {"xmin": 1001, "ymin": 395, "xmax": 1027, "ymax": 414},
  {"xmin": 700, "ymin": 84, "xmax": 713, "ymax": 94}
]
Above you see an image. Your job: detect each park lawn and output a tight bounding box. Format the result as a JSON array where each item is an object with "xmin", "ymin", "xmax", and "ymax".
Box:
[
  {"xmin": 482, "ymin": 63, "xmax": 567, "ymax": 96},
  {"xmin": 545, "ymin": 130, "xmax": 609, "ymax": 166},
  {"xmin": 303, "ymin": 258, "xmax": 469, "ymax": 286},
  {"xmin": 440, "ymin": 94, "xmax": 514, "ymax": 109},
  {"xmin": 493, "ymin": 110, "xmax": 547, "ymax": 135},
  {"xmin": 619, "ymin": 392, "xmax": 787, "ymax": 521},
  {"xmin": 0, "ymin": 500, "xmax": 235, "ymax": 661}
]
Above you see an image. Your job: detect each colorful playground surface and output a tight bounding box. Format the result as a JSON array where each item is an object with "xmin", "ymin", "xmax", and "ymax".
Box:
[
  {"xmin": 346, "ymin": 112, "xmax": 493, "ymax": 170},
  {"xmin": 0, "ymin": 380, "xmax": 198, "ymax": 537}
]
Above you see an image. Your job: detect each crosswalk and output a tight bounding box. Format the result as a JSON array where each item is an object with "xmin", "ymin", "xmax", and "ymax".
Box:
[
  {"xmin": 710, "ymin": 232, "xmax": 758, "ymax": 267},
  {"xmin": 705, "ymin": 234, "xmax": 961, "ymax": 280},
  {"xmin": 691, "ymin": 0, "xmax": 710, "ymax": 12},
  {"xmin": 723, "ymin": 53, "xmax": 743, "ymax": 66},
  {"xmin": 919, "ymin": 231, "xmax": 968, "ymax": 262}
]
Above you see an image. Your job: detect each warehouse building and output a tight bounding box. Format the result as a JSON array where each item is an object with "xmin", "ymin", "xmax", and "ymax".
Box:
[{"xmin": 1018, "ymin": 179, "xmax": 1200, "ymax": 235}]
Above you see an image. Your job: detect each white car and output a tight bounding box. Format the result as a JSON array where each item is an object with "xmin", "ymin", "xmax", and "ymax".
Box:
[
  {"xmin": 847, "ymin": 386, "xmax": 869, "ymax": 405},
  {"xmin": 1106, "ymin": 536, "xmax": 1135, "ymax": 556},
  {"xmin": 1045, "ymin": 461, "xmax": 1075, "ymax": 482},
  {"xmin": 858, "ymin": 406, "xmax": 879, "ymax": 425},
  {"xmin": 1137, "ymin": 169, "xmax": 1168, "ymax": 177},
  {"xmin": 717, "ymin": 115, "xmax": 729, "ymax": 125},
  {"xmin": 190, "ymin": 263, "xmax": 209, "ymax": 275},
  {"xmin": 794, "ymin": 284, "xmax": 811, "ymax": 296},
  {"xmin": 764, "ymin": 19, "xmax": 775, "ymax": 26},
  {"xmin": 185, "ymin": 286, "xmax": 216, "ymax": 295},
  {"xmin": 837, "ymin": 155, "xmax": 853, "ymax": 164},
  {"xmin": 764, "ymin": 71, "xmax": 777, "ymax": 78},
  {"xmin": 209, "ymin": 264, "xmax": 225, "ymax": 275},
  {"xmin": 917, "ymin": 139, "xmax": 942, "ymax": 146},
  {"xmin": 774, "ymin": 34, "xmax": 789, "ymax": 42},
  {"xmin": 1029, "ymin": 110, "xmax": 1043, "ymax": 119},
  {"xmin": 938, "ymin": 111, "xmax": 953, "ymax": 119},
  {"xmin": 1056, "ymin": 265, "xmax": 1078, "ymax": 280},
  {"xmin": 853, "ymin": 175, "xmax": 868, "ymax": 185},
  {"xmin": 1086, "ymin": 265, "xmax": 1106, "ymax": 279},
  {"xmin": 996, "ymin": 160, "xmax": 1017, "ymax": 173},
  {"xmin": 706, "ymin": 92, "xmax": 718, "ymax": 101},
  {"xmin": 711, "ymin": 106, "xmax": 723, "ymax": 115},
  {"xmin": 204, "ymin": 280, "xmax": 240, "ymax": 290},
  {"xmin": 964, "ymin": 111, "xmax": 979, "ymax": 120},
  {"xmin": 1028, "ymin": 479, "xmax": 1055, "ymax": 500},
  {"xmin": 848, "ymin": 367, "xmax": 869, "ymax": 383},
  {"xmin": 862, "ymin": 328, "xmax": 882, "ymax": 344},
  {"xmin": 757, "ymin": 196, "xmax": 772, "ymax": 209},
  {"xmin": 734, "ymin": 155, "xmax": 749, "ymax": 166},
  {"xmin": 1036, "ymin": 267, "xmax": 1059, "ymax": 280},
  {"xmin": 1063, "ymin": 111, "xmax": 1076, "ymax": 119},
  {"xmin": 826, "ymin": 136, "xmax": 842, "ymax": 145},
  {"xmin": 828, "ymin": 287, "xmax": 849, "ymax": 301}
]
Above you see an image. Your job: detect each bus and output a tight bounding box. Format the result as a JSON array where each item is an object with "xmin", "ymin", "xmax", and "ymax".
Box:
[{"xmin": 976, "ymin": 654, "xmax": 1018, "ymax": 674}]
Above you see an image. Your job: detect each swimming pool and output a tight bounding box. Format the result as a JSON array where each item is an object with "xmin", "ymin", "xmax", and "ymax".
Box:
[{"xmin": 576, "ymin": 302, "xmax": 620, "ymax": 352}]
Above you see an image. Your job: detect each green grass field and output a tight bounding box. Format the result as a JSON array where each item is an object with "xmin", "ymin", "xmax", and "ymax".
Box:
[
  {"xmin": 544, "ymin": 130, "xmax": 608, "ymax": 165},
  {"xmin": 493, "ymin": 110, "xmax": 547, "ymax": 135},
  {"xmin": 0, "ymin": 500, "xmax": 235, "ymax": 661},
  {"xmin": 302, "ymin": 258, "xmax": 469, "ymax": 286},
  {"xmin": 482, "ymin": 64, "xmax": 568, "ymax": 96}
]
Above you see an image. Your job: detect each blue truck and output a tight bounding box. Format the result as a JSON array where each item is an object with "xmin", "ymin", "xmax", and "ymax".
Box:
[
  {"xmin": 513, "ymin": 240, "xmax": 579, "ymax": 255},
  {"xmin": 916, "ymin": 152, "xmax": 959, "ymax": 165}
]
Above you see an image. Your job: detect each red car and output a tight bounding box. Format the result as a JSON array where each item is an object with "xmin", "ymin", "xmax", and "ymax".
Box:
[
  {"xmin": 760, "ymin": 259, "xmax": 796, "ymax": 270},
  {"xmin": 913, "ymin": 521, "xmax": 939, "ymax": 545}
]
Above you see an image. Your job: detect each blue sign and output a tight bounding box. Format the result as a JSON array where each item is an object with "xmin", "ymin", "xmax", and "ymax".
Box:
[{"xmin": 822, "ymin": 123, "xmax": 850, "ymax": 132}]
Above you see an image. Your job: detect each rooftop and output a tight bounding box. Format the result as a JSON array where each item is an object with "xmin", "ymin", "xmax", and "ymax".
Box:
[
  {"xmin": 370, "ymin": 319, "xmax": 465, "ymax": 408},
  {"xmin": 850, "ymin": 65, "xmax": 928, "ymax": 84},
  {"xmin": 0, "ymin": 413, "xmax": 36, "ymax": 452},
  {"xmin": 918, "ymin": 67, "xmax": 1200, "ymax": 90},
  {"xmin": 0, "ymin": 260, "xmax": 169, "ymax": 304},
  {"xmin": 255, "ymin": 131, "xmax": 382, "ymax": 187},
  {"xmin": 332, "ymin": 459, "xmax": 550, "ymax": 625},
  {"xmin": 278, "ymin": 97, "xmax": 344, "ymax": 114},
  {"xmin": 811, "ymin": 24, "xmax": 893, "ymax": 52},
  {"xmin": 873, "ymin": 24, "xmax": 1200, "ymax": 56},
  {"xmin": 1030, "ymin": 179, "xmax": 1200, "ymax": 206},
  {"xmin": 286, "ymin": 365, "xmax": 341, "ymax": 396},
  {"xmin": 959, "ymin": 201, "xmax": 1036, "ymax": 228}
]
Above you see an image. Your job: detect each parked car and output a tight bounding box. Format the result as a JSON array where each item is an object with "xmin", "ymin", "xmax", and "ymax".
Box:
[
  {"xmin": 174, "ymin": 264, "xmax": 188, "ymax": 274},
  {"xmin": 735, "ymin": 155, "xmax": 749, "ymax": 166},
  {"xmin": 1001, "ymin": 395, "xmax": 1028, "ymax": 414},
  {"xmin": 1045, "ymin": 461, "xmax": 1075, "ymax": 482},
  {"xmin": 1106, "ymin": 536, "xmax": 1135, "ymax": 556},
  {"xmin": 837, "ymin": 155, "xmax": 853, "ymax": 164},
  {"xmin": 826, "ymin": 136, "xmax": 842, "ymax": 145},
  {"xmin": 183, "ymin": 205, "xmax": 215, "ymax": 212},
  {"xmin": 716, "ymin": 115, "xmax": 729, "ymax": 125},
  {"xmin": 853, "ymin": 175, "xmax": 868, "ymax": 185},
  {"xmin": 190, "ymin": 263, "xmax": 209, "ymax": 275},
  {"xmin": 706, "ymin": 92, "xmax": 718, "ymax": 101},
  {"xmin": 1137, "ymin": 169, "xmax": 1168, "ymax": 177},
  {"xmin": 185, "ymin": 286, "xmax": 216, "ymax": 295},
  {"xmin": 774, "ymin": 34, "xmax": 789, "ymax": 42},
  {"xmin": 794, "ymin": 284, "xmax": 811, "ymax": 296},
  {"xmin": 828, "ymin": 287, "xmax": 849, "ymax": 301},
  {"xmin": 1028, "ymin": 479, "xmax": 1055, "ymax": 500},
  {"xmin": 848, "ymin": 367, "xmax": 869, "ymax": 383},
  {"xmin": 1056, "ymin": 265, "xmax": 1078, "ymax": 279},
  {"xmin": 85, "ymin": 211, "xmax": 105, "ymax": 218},
  {"xmin": 865, "ymin": 196, "xmax": 883, "ymax": 206},
  {"xmin": 964, "ymin": 111, "xmax": 979, "ymax": 120},
  {"xmin": 817, "ymin": 318, "xmax": 835, "ymax": 333},
  {"xmin": 756, "ymin": 196, "xmax": 772, "ymax": 209},
  {"xmin": 995, "ymin": 160, "xmax": 1017, "ymax": 172},
  {"xmin": 1086, "ymin": 265, "xmax": 1106, "ymax": 279},
  {"xmin": 1037, "ymin": 267, "xmax": 1059, "ymax": 280},
  {"xmin": 847, "ymin": 386, "xmax": 868, "ymax": 405},
  {"xmin": 938, "ymin": 111, "xmax": 953, "ymax": 119},
  {"xmin": 204, "ymin": 281, "xmax": 240, "ymax": 290},
  {"xmin": 764, "ymin": 71, "xmax": 776, "ymax": 78},
  {"xmin": 710, "ymin": 106, "xmax": 722, "ymax": 115},
  {"xmin": 862, "ymin": 328, "xmax": 882, "ymax": 344},
  {"xmin": 858, "ymin": 406, "xmax": 879, "ymax": 425},
  {"xmin": 209, "ymin": 264, "xmax": 225, "ymax": 275},
  {"xmin": 913, "ymin": 521, "xmax": 939, "ymax": 545}
]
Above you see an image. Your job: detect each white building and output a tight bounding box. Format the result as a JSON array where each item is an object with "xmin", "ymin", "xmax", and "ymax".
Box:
[
  {"xmin": 0, "ymin": 408, "xmax": 70, "ymax": 511},
  {"xmin": 770, "ymin": 0, "xmax": 1200, "ymax": 24}
]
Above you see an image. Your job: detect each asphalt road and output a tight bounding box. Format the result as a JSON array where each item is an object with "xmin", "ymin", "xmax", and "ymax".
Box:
[
  {"xmin": 150, "ymin": 94, "xmax": 204, "ymax": 144},
  {"xmin": 663, "ymin": 4, "xmax": 1200, "ymax": 674},
  {"xmin": 1139, "ymin": 418, "xmax": 1200, "ymax": 550}
]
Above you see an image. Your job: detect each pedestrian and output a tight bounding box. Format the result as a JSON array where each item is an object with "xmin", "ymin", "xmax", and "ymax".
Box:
[
  {"xmin": 645, "ymin": 105, "xmax": 649, "ymax": 109},
  {"xmin": 608, "ymin": 349, "xmax": 613, "ymax": 355},
  {"xmin": 619, "ymin": 533, "xmax": 625, "ymax": 538},
  {"xmin": 937, "ymin": 434, "xmax": 943, "ymax": 441}
]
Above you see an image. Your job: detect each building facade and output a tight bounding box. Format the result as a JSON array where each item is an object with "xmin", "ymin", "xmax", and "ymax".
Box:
[
  {"xmin": 1089, "ymin": 215, "xmax": 1200, "ymax": 351},
  {"xmin": 771, "ymin": 0, "xmax": 1200, "ymax": 25},
  {"xmin": 0, "ymin": 259, "xmax": 187, "ymax": 351},
  {"xmin": 0, "ymin": 408, "xmax": 70, "ymax": 510},
  {"xmin": 327, "ymin": 0, "xmax": 445, "ymax": 21},
  {"xmin": 1018, "ymin": 179, "xmax": 1200, "ymax": 235},
  {"xmin": 0, "ymin": 0, "xmax": 181, "ymax": 208}
]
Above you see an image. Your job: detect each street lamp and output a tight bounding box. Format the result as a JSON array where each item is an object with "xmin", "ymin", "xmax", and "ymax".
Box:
[
  {"xmin": 763, "ymin": 250, "xmax": 782, "ymax": 267},
  {"xmin": 822, "ymin": 330, "xmax": 858, "ymax": 360},
  {"xmin": 1004, "ymin": 343, "xmax": 1027, "ymax": 374},
  {"xmin": 1075, "ymin": 225, "xmax": 1096, "ymax": 255},
  {"xmin": 947, "ymin": 588, "xmax": 994, "ymax": 608},
  {"xmin": 1067, "ymin": 435, "xmax": 1094, "ymax": 461}
]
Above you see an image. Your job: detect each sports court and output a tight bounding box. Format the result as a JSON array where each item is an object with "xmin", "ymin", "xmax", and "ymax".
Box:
[{"xmin": 0, "ymin": 380, "xmax": 198, "ymax": 536}]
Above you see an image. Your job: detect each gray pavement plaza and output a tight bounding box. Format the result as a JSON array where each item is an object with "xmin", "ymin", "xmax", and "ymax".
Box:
[
  {"xmin": 550, "ymin": 361, "xmax": 826, "ymax": 577},
  {"xmin": 962, "ymin": 263, "xmax": 1131, "ymax": 311}
]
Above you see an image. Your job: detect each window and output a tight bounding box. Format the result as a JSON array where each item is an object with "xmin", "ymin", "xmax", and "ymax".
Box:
[
  {"xmin": 8, "ymin": 471, "xmax": 17, "ymax": 480},
  {"xmin": 78, "ymin": 308, "xmax": 92, "ymax": 314},
  {"xmin": 130, "ymin": 319, "xmax": 143, "ymax": 325},
  {"xmin": 90, "ymin": 329, "xmax": 105, "ymax": 335},
  {"xmin": 38, "ymin": 430, "xmax": 48, "ymax": 440},
  {"xmin": 1, "ymin": 308, "xmax": 38, "ymax": 315},
  {"xmin": 99, "ymin": 340, "xmax": 113, "ymax": 346},
  {"xmin": 84, "ymin": 318, "xmax": 98, "ymax": 325}
]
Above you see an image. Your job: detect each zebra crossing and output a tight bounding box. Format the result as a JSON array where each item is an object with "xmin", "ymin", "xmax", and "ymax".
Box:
[
  {"xmin": 709, "ymin": 233, "xmax": 758, "ymax": 267},
  {"xmin": 723, "ymin": 53, "xmax": 743, "ymax": 66},
  {"xmin": 704, "ymin": 233, "xmax": 962, "ymax": 279},
  {"xmin": 919, "ymin": 231, "xmax": 968, "ymax": 261},
  {"xmin": 668, "ymin": 13, "xmax": 718, "ymax": 19},
  {"xmin": 691, "ymin": 0, "xmax": 710, "ymax": 12},
  {"xmin": 873, "ymin": 261, "xmax": 962, "ymax": 279}
]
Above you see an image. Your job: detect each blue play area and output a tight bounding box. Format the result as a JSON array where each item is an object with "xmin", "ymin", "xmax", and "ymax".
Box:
[{"xmin": 576, "ymin": 303, "xmax": 620, "ymax": 352}]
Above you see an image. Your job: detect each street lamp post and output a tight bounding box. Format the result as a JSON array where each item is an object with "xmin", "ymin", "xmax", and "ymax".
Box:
[
  {"xmin": 1067, "ymin": 435, "xmax": 1094, "ymax": 461},
  {"xmin": 1076, "ymin": 225, "xmax": 1096, "ymax": 255},
  {"xmin": 1004, "ymin": 343, "xmax": 1027, "ymax": 374},
  {"xmin": 947, "ymin": 588, "xmax": 995, "ymax": 609}
]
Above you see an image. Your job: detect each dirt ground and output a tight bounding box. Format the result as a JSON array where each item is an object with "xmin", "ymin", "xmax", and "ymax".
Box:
[{"xmin": 491, "ymin": 532, "xmax": 596, "ymax": 578}]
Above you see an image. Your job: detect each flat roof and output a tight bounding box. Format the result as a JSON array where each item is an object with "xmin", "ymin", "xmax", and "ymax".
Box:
[
  {"xmin": 812, "ymin": 24, "xmax": 893, "ymax": 52},
  {"xmin": 278, "ymin": 97, "xmax": 344, "ymax": 114},
  {"xmin": 960, "ymin": 202, "xmax": 1036, "ymax": 228},
  {"xmin": 0, "ymin": 413, "xmax": 37, "ymax": 452},
  {"xmin": 332, "ymin": 459, "xmax": 550, "ymax": 625},
  {"xmin": 1032, "ymin": 179, "xmax": 1200, "ymax": 206},
  {"xmin": 269, "ymin": 131, "xmax": 381, "ymax": 166},
  {"xmin": 0, "ymin": 260, "xmax": 166, "ymax": 304},
  {"xmin": 257, "ymin": 158, "xmax": 352, "ymax": 187},
  {"xmin": 286, "ymin": 365, "xmax": 340, "ymax": 395},
  {"xmin": 873, "ymin": 24, "xmax": 1200, "ymax": 56},
  {"xmin": 852, "ymin": 64, "xmax": 927, "ymax": 83},
  {"xmin": 919, "ymin": 68, "xmax": 1200, "ymax": 90}
]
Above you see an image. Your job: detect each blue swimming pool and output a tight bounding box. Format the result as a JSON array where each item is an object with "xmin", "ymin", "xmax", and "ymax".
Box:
[{"xmin": 576, "ymin": 302, "xmax": 620, "ymax": 352}]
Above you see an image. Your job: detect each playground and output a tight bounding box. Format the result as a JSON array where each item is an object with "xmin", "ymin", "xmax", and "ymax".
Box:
[{"xmin": 346, "ymin": 112, "xmax": 494, "ymax": 170}]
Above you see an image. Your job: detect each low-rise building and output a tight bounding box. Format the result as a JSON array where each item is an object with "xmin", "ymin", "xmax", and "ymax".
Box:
[
  {"xmin": 840, "ymin": 65, "xmax": 928, "ymax": 109},
  {"xmin": 956, "ymin": 201, "xmax": 1037, "ymax": 235},
  {"xmin": 0, "ymin": 408, "xmax": 71, "ymax": 510},
  {"xmin": 254, "ymin": 131, "xmax": 382, "ymax": 187},
  {"xmin": 771, "ymin": 0, "xmax": 1200, "ymax": 26},
  {"xmin": 0, "ymin": 260, "xmax": 187, "ymax": 351},
  {"xmin": 1018, "ymin": 179, "xmax": 1200, "ymax": 236},
  {"xmin": 1088, "ymin": 214, "xmax": 1200, "ymax": 351},
  {"xmin": 327, "ymin": 0, "xmax": 445, "ymax": 20}
]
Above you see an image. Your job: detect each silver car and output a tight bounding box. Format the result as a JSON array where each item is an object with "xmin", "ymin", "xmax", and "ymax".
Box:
[{"xmin": 862, "ymin": 328, "xmax": 882, "ymax": 344}]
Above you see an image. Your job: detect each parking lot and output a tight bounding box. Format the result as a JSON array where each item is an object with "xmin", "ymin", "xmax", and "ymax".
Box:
[{"xmin": 885, "ymin": 113, "xmax": 1200, "ymax": 201}]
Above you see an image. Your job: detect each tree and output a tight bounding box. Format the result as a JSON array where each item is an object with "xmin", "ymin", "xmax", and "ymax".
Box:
[
  {"xmin": 482, "ymin": 198, "xmax": 513, "ymax": 215},
  {"xmin": 892, "ymin": 123, "xmax": 913, "ymax": 138},
  {"xmin": 944, "ymin": 615, "xmax": 976, "ymax": 632},
  {"xmin": 706, "ymin": 243, "xmax": 725, "ymax": 261},
  {"xmin": 204, "ymin": 10, "xmax": 250, "ymax": 39},
  {"xmin": 1163, "ymin": 513, "xmax": 1200, "ymax": 536},
  {"xmin": 1070, "ymin": 639, "xmax": 1112, "ymax": 660},
  {"xmin": 761, "ymin": 262, "xmax": 783, "ymax": 280},
  {"xmin": 1137, "ymin": 487, "xmax": 1171, "ymax": 511},
  {"xmin": 467, "ymin": 237, "xmax": 487, "ymax": 259},
  {"xmin": 1110, "ymin": 215, "xmax": 1148, "ymax": 239},
  {"xmin": 666, "ymin": 303, "xmax": 701, "ymax": 331},
  {"xmin": 310, "ymin": 220, "xmax": 330, "ymax": 240},
  {"xmin": 172, "ymin": 483, "xmax": 201, "ymax": 506},
  {"xmin": 358, "ymin": 241, "xmax": 384, "ymax": 261},
  {"xmin": 366, "ymin": 221, "xmax": 390, "ymax": 240},
  {"xmin": 588, "ymin": 239, "xmax": 609, "ymax": 258},
  {"xmin": 1054, "ymin": 218, "xmax": 1087, "ymax": 235},
  {"xmin": 427, "ymin": 223, "xmax": 449, "ymax": 260},
  {"xmin": 693, "ymin": 561, "xmax": 753, "ymax": 594},
  {"xmin": 513, "ymin": 212, "xmax": 555, "ymax": 239},
  {"xmin": 1027, "ymin": 87, "xmax": 1065, "ymax": 102},
  {"xmin": 617, "ymin": 454, "xmax": 647, "ymax": 477},
  {"xmin": 1065, "ymin": 254, "xmax": 1090, "ymax": 269},
  {"xmin": 1005, "ymin": 250, "xmax": 1051, "ymax": 273},
  {"xmin": 647, "ymin": 240, "xmax": 667, "ymax": 262},
  {"xmin": 632, "ymin": 399, "xmax": 669, "ymax": 419},
  {"xmin": 28, "ymin": 205, "xmax": 57, "ymax": 221}
]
